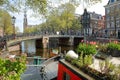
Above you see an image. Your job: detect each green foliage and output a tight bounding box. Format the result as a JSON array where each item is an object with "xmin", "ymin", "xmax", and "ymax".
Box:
[
  {"xmin": 65, "ymin": 56, "xmax": 71, "ymax": 61},
  {"xmin": 0, "ymin": 0, "xmax": 101, "ymax": 15},
  {"xmin": 24, "ymin": 26, "xmax": 37, "ymax": 33},
  {"xmin": 77, "ymin": 52, "xmax": 93, "ymax": 67},
  {"xmin": 65, "ymin": 52, "xmax": 93, "ymax": 67},
  {"xmin": 98, "ymin": 44, "xmax": 107, "ymax": 53},
  {"xmin": 0, "ymin": 55, "xmax": 26, "ymax": 80},
  {"xmin": 43, "ymin": 2, "xmax": 80, "ymax": 32},
  {"xmin": 26, "ymin": 0, "xmax": 47, "ymax": 14},
  {"xmin": 0, "ymin": 0, "xmax": 47, "ymax": 15},
  {"xmin": 71, "ymin": 59, "xmax": 77, "ymax": 65},
  {"xmin": 71, "ymin": 18, "xmax": 82, "ymax": 30},
  {"xmin": 99, "ymin": 59, "xmax": 120, "ymax": 79},
  {"xmin": 0, "ymin": 9, "xmax": 13, "ymax": 35},
  {"xmin": 113, "ymin": 65, "xmax": 120, "ymax": 79},
  {"xmin": 70, "ymin": 0, "xmax": 101, "ymax": 8},
  {"xmin": 107, "ymin": 42, "xmax": 120, "ymax": 50},
  {"xmin": 0, "ymin": 0, "xmax": 8, "ymax": 6},
  {"xmin": 77, "ymin": 43, "xmax": 97, "ymax": 55},
  {"xmin": 84, "ymin": 54, "xmax": 93, "ymax": 66},
  {"xmin": 77, "ymin": 52, "xmax": 84, "ymax": 67}
]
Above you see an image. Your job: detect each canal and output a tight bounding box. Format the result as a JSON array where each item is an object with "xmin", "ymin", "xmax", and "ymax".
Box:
[{"xmin": 11, "ymin": 39, "xmax": 76, "ymax": 58}]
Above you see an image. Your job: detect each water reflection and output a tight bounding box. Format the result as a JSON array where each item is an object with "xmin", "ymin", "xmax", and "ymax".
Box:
[
  {"xmin": 36, "ymin": 48, "xmax": 49, "ymax": 58},
  {"xmin": 18, "ymin": 40, "xmax": 75, "ymax": 58},
  {"xmin": 21, "ymin": 40, "xmax": 36, "ymax": 56}
]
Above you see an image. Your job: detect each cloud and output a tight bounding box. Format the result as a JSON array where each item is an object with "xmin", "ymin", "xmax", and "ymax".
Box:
[{"xmin": 75, "ymin": 0, "xmax": 109, "ymax": 15}]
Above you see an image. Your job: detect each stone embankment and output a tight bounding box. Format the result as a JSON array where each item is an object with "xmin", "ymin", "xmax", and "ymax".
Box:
[{"xmin": 8, "ymin": 44, "xmax": 21, "ymax": 52}]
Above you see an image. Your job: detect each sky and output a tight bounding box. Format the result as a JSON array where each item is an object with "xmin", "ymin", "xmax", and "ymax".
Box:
[
  {"xmin": 76, "ymin": 0, "xmax": 109, "ymax": 15},
  {"xmin": 12, "ymin": 0, "xmax": 109, "ymax": 32}
]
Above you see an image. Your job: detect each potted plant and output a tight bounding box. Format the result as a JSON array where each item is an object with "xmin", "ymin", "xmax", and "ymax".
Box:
[
  {"xmin": 98, "ymin": 44, "xmax": 108, "ymax": 53},
  {"xmin": 64, "ymin": 43, "xmax": 120, "ymax": 80},
  {"xmin": 107, "ymin": 42, "xmax": 120, "ymax": 57},
  {"xmin": 76, "ymin": 43, "xmax": 97, "ymax": 56}
]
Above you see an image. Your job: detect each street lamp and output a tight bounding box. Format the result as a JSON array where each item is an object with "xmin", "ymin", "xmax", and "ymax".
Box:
[
  {"xmin": 81, "ymin": 9, "xmax": 90, "ymax": 43},
  {"xmin": 12, "ymin": 16, "xmax": 16, "ymax": 39}
]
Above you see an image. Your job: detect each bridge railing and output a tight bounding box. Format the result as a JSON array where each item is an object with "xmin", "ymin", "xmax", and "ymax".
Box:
[
  {"xmin": 1, "ymin": 31, "xmax": 83, "ymax": 41},
  {"xmin": 0, "ymin": 31, "xmax": 83, "ymax": 48}
]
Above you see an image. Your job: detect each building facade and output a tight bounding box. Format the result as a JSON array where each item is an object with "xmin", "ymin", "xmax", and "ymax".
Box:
[
  {"xmin": 105, "ymin": 0, "xmax": 120, "ymax": 38},
  {"xmin": 89, "ymin": 12, "xmax": 105, "ymax": 36},
  {"xmin": 80, "ymin": 11, "xmax": 105, "ymax": 36}
]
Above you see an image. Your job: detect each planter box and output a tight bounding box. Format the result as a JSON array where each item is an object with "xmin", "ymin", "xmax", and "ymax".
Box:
[
  {"xmin": 108, "ymin": 49, "xmax": 120, "ymax": 57},
  {"xmin": 111, "ymin": 50, "xmax": 120, "ymax": 57},
  {"xmin": 64, "ymin": 59, "xmax": 110, "ymax": 80}
]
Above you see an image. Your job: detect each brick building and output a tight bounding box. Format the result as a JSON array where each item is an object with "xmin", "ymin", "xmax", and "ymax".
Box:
[
  {"xmin": 105, "ymin": 0, "xmax": 120, "ymax": 38},
  {"xmin": 89, "ymin": 12, "xmax": 105, "ymax": 36},
  {"xmin": 80, "ymin": 11, "xmax": 105, "ymax": 36}
]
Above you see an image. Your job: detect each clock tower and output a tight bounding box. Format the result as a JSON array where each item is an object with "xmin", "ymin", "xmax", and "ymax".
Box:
[{"xmin": 23, "ymin": 10, "xmax": 28, "ymax": 32}]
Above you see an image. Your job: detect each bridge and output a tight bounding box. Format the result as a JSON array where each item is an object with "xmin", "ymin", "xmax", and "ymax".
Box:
[
  {"xmin": 1, "ymin": 32, "xmax": 120, "ymax": 51},
  {"xmin": 0, "ymin": 33, "xmax": 84, "ymax": 51},
  {"xmin": 7, "ymin": 34, "xmax": 84, "ymax": 46}
]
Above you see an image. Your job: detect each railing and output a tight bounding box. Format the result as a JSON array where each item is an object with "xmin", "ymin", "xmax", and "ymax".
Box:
[
  {"xmin": 0, "ymin": 31, "xmax": 83, "ymax": 49},
  {"xmin": 0, "ymin": 31, "xmax": 82, "ymax": 41}
]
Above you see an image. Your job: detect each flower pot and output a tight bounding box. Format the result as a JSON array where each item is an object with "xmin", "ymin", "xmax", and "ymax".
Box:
[{"xmin": 111, "ymin": 50, "xmax": 120, "ymax": 57}]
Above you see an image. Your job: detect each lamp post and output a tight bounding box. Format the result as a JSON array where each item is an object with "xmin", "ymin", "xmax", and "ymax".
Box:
[
  {"xmin": 12, "ymin": 16, "xmax": 16, "ymax": 39},
  {"xmin": 81, "ymin": 9, "xmax": 90, "ymax": 44}
]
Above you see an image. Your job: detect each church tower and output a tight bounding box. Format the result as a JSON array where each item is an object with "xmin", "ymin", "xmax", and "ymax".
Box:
[{"xmin": 23, "ymin": 10, "xmax": 28, "ymax": 32}]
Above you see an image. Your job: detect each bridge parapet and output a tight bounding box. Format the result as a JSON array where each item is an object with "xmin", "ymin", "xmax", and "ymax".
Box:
[{"xmin": 0, "ymin": 33, "xmax": 83, "ymax": 50}]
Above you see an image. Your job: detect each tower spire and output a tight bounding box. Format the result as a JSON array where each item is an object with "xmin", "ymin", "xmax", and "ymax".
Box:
[{"xmin": 23, "ymin": 9, "xmax": 28, "ymax": 32}]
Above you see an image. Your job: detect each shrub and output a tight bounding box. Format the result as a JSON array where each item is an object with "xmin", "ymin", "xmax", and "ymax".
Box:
[
  {"xmin": 107, "ymin": 42, "xmax": 120, "ymax": 57},
  {"xmin": 0, "ymin": 55, "xmax": 26, "ymax": 80},
  {"xmin": 98, "ymin": 44, "xmax": 108, "ymax": 53},
  {"xmin": 107, "ymin": 42, "xmax": 120, "ymax": 50},
  {"xmin": 76, "ymin": 43, "xmax": 97, "ymax": 56}
]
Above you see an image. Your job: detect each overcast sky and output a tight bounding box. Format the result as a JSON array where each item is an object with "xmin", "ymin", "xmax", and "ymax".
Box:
[{"xmin": 12, "ymin": 0, "xmax": 109, "ymax": 32}]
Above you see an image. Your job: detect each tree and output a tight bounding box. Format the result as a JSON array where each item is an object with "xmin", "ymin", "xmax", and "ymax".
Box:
[
  {"xmin": 0, "ymin": 0, "xmax": 47, "ymax": 15},
  {"xmin": 72, "ymin": 18, "xmax": 82, "ymax": 30},
  {"xmin": 46, "ymin": 2, "xmax": 76, "ymax": 32},
  {"xmin": 0, "ymin": 9, "xmax": 13, "ymax": 35},
  {"xmin": 59, "ymin": 3, "xmax": 75, "ymax": 30},
  {"xmin": 69, "ymin": 0, "xmax": 101, "ymax": 8},
  {"xmin": 25, "ymin": 0, "xmax": 47, "ymax": 14},
  {"xmin": 47, "ymin": 9, "xmax": 61, "ymax": 32},
  {"xmin": 21, "ymin": 0, "xmax": 102, "ymax": 33},
  {"xmin": 45, "ymin": 0, "xmax": 101, "ymax": 32},
  {"xmin": 24, "ymin": 26, "xmax": 37, "ymax": 33}
]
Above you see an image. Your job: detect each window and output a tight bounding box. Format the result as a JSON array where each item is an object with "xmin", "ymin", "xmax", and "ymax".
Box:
[
  {"xmin": 106, "ymin": 8, "xmax": 110, "ymax": 14},
  {"xmin": 116, "ymin": 20, "xmax": 119, "ymax": 27},
  {"xmin": 119, "ymin": 4, "xmax": 120, "ymax": 8},
  {"xmin": 106, "ymin": 16, "xmax": 110, "ymax": 21},
  {"xmin": 111, "ymin": 0, "xmax": 114, "ymax": 3},
  {"xmin": 107, "ymin": 22, "xmax": 110, "ymax": 28},
  {"xmin": 111, "ymin": 22, "xmax": 114, "ymax": 28},
  {"xmin": 63, "ymin": 72, "xmax": 71, "ymax": 80},
  {"xmin": 111, "ymin": 16, "xmax": 114, "ymax": 20}
]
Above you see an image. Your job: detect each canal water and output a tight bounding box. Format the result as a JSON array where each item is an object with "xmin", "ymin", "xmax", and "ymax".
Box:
[{"xmin": 18, "ymin": 39, "xmax": 75, "ymax": 58}]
